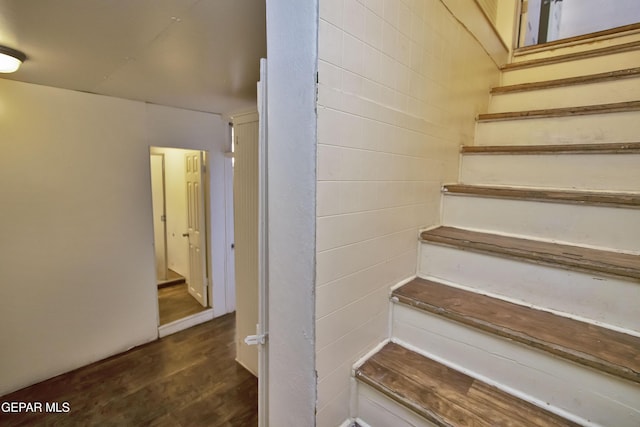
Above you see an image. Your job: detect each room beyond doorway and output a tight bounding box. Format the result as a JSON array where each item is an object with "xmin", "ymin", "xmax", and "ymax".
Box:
[{"xmin": 149, "ymin": 147, "xmax": 211, "ymax": 328}]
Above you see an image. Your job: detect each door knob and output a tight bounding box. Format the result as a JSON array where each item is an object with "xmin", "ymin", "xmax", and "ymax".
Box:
[{"xmin": 182, "ymin": 233, "xmax": 189, "ymax": 237}]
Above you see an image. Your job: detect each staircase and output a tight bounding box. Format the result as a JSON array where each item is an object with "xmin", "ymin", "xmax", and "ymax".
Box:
[{"xmin": 352, "ymin": 31, "xmax": 640, "ymax": 427}]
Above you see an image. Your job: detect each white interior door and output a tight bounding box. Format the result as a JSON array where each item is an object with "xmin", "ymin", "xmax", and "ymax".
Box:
[
  {"xmin": 232, "ymin": 60, "xmax": 268, "ymax": 426},
  {"xmin": 256, "ymin": 57, "xmax": 269, "ymax": 427},
  {"xmin": 233, "ymin": 114, "xmax": 260, "ymax": 375},
  {"xmin": 185, "ymin": 151, "xmax": 208, "ymax": 307},
  {"xmin": 150, "ymin": 154, "xmax": 167, "ymax": 281}
]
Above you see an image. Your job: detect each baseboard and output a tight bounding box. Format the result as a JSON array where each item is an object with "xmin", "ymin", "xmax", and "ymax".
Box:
[
  {"xmin": 353, "ymin": 417, "xmax": 372, "ymax": 427},
  {"xmin": 338, "ymin": 418, "xmax": 369, "ymax": 427},
  {"xmin": 157, "ymin": 278, "xmax": 185, "ymax": 289},
  {"xmin": 158, "ymin": 308, "xmax": 214, "ymax": 338},
  {"xmin": 235, "ymin": 357, "xmax": 258, "ymax": 377}
]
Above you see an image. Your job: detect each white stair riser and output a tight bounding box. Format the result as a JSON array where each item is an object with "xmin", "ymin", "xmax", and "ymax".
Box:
[
  {"xmin": 460, "ymin": 153, "xmax": 640, "ymax": 192},
  {"xmin": 511, "ymin": 32, "xmax": 640, "ymax": 63},
  {"xmin": 392, "ymin": 305, "xmax": 639, "ymax": 427},
  {"xmin": 475, "ymin": 111, "xmax": 640, "ymax": 146},
  {"xmin": 419, "ymin": 244, "xmax": 640, "ymax": 333},
  {"xmin": 442, "ymin": 195, "xmax": 640, "ymax": 253},
  {"xmin": 501, "ymin": 51, "xmax": 640, "ymax": 85},
  {"xmin": 489, "ymin": 78, "xmax": 640, "ymax": 113},
  {"xmin": 357, "ymin": 382, "xmax": 437, "ymax": 427}
]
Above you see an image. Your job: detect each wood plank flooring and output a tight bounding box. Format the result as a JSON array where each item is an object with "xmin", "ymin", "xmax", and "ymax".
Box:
[
  {"xmin": 356, "ymin": 342, "xmax": 579, "ymax": 427},
  {"xmin": 159, "ymin": 283, "xmax": 208, "ymax": 325},
  {"xmin": 0, "ymin": 314, "xmax": 257, "ymax": 427},
  {"xmin": 394, "ymin": 278, "xmax": 640, "ymax": 384}
]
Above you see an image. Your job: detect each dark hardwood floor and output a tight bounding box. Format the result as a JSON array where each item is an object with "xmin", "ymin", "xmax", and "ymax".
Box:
[
  {"xmin": 159, "ymin": 283, "xmax": 209, "ymax": 325},
  {"xmin": 0, "ymin": 314, "xmax": 257, "ymax": 427}
]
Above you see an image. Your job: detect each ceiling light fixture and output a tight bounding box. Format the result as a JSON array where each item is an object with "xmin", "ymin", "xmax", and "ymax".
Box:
[{"xmin": 0, "ymin": 45, "xmax": 26, "ymax": 73}]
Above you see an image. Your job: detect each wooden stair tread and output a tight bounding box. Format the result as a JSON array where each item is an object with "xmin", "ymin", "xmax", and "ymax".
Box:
[
  {"xmin": 394, "ymin": 278, "xmax": 640, "ymax": 384},
  {"xmin": 420, "ymin": 226, "xmax": 640, "ymax": 281},
  {"xmin": 461, "ymin": 142, "xmax": 640, "ymax": 155},
  {"xmin": 502, "ymin": 40, "xmax": 640, "ymax": 71},
  {"xmin": 356, "ymin": 342, "xmax": 579, "ymax": 427},
  {"xmin": 443, "ymin": 184, "xmax": 640, "ymax": 208},
  {"xmin": 514, "ymin": 23, "xmax": 640, "ymax": 55},
  {"xmin": 478, "ymin": 101, "xmax": 640, "ymax": 122},
  {"xmin": 491, "ymin": 67, "xmax": 640, "ymax": 94}
]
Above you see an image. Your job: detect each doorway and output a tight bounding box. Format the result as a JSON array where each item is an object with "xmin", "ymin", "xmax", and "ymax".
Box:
[
  {"xmin": 520, "ymin": 0, "xmax": 640, "ymax": 46},
  {"xmin": 149, "ymin": 147, "xmax": 210, "ymax": 327}
]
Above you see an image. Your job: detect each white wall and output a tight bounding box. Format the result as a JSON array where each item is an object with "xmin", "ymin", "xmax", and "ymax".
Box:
[
  {"xmin": 496, "ymin": 0, "xmax": 520, "ymax": 49},
  {"xmin": 0, "ymin": 78, "xmax": 230, "ymax": 396},
  {"xmin": 315, "ymin": 0, "xmax": 500, "ymax": 425},
  {"xmin": 265, "ymin": 0, "xmax": 318, "ymax": 425}
]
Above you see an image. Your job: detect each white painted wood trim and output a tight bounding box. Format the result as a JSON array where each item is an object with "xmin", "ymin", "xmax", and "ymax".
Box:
[
  {"xmin": 419, "ymin": 244, "xmax": 640, "ymax": 333},
  {"xmin": 460, "ymin": 153, "xmax": 640, "ymax": 192},
  {"xmin": 349, "ymin": 375, "xmax": 359, "ymax": 421},
  {"xmin": 257, "ymin": 58, "xmax": 269, "ymax": 427},
  {"xmin": 354, "ymin": 418, "xmax": 371, "ymax": 427},
  {"xmin": 157, "ymin": 308, "xmax": 215, "ymax": 338},
  {"xmin": 236, "ymin": 356, "xmax": 258, "ymax": 377},
  {"xmin": 231, "ymin": 110, "xmax": 259, "ymax": 125},
  {"xmin": 441, "ymin": 0, "xmax": 509, "ymax": 66},
  {"xmin": 356, "ymin": 382, "xmax": 438, "ymax": 427},
  {"xmin": 441, "ymin": 195, "xmax": 640, "ymax": 254},
  {"xmin": 352, "ymin": 339, "xmax": 390, "ymax": 373},
  {"xmin": 389, "ymin": 276, "xmax": 417, "ymax": 293},
  {"xmin": 475, "ymin": 111, "xmax": 640, "ymax": 146},
  {"xmin": 417, "ymin": 274, "xmax": 640, "ymax": 339}
]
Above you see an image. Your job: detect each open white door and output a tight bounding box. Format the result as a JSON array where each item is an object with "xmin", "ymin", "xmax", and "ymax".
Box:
[
  {"xmin": 256, "ymin": 57, "xmax": 269, "ymax": 426},
  {"xmin": 233, "ymin": 60, "xmax": 268, "ymax": 426},
  {"xmin": 184, "ymin": 151, "xmax": 208, "ymax": 307}
]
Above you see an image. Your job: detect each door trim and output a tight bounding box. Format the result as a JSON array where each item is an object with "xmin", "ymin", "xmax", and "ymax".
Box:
[{"xmin": 158, "ymin": 308, "xmax": 215, "ymax": 338}]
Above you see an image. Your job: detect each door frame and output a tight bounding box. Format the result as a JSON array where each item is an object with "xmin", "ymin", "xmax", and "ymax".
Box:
[
  {"xmin": 257, "ymin": 57, "xmax": 269, "ymax": 426},
  {"xmin": 150, "ymin": 152, "xmax": 168, "ymax": 282},
  {"xmin": 150, "ymin": 146, "xmax": 214, "ymax": 333}
]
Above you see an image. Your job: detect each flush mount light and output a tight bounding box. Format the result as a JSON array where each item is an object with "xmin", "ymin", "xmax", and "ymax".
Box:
[{"xmin": 0, "ymin": 45, "xmax": 26, "ymax": 73}]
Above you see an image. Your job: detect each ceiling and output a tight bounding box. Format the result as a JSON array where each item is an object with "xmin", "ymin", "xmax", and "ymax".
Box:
[{"xmin": 0, "ymin": 0, "xmax": 266, "ymax": 115}]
